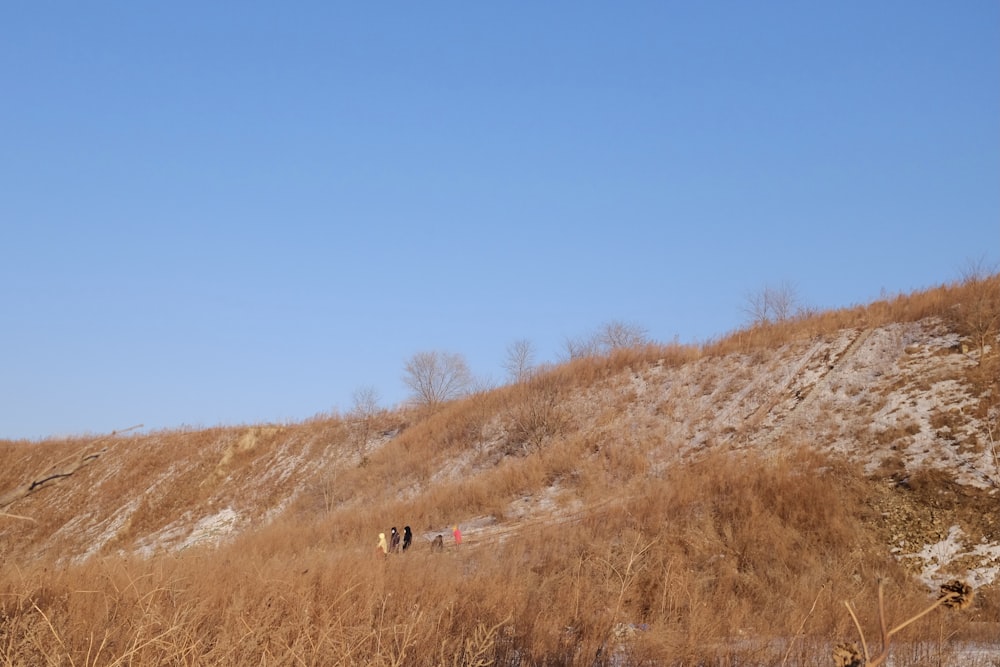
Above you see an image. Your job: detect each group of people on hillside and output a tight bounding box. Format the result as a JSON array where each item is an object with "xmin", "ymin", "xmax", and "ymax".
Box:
[
  {"xmin": 376, "ymin": 526, "xmax": 412, "ymax": 557},
  {"xmin": 375, "ymin": 524, "xmax": 461, "ymax": 558}
]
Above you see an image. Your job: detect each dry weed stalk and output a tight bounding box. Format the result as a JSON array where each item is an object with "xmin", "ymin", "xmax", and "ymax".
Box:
[
  {"xmin": 780, "ymin": 583, "xmax": 826, "ymax": 667},
  {"xmin": 987, "ymin": 422, "xmax": 1000, "ymax": 487},
  {"xmin": 30, "ymin": 602, "xmax": 69, "ymax": 666},
  {"xmin": 836, "ymin": 579, "xmax": 974, "ymax": 667},
  {"xmin": 372, "ymin": 596, "xmax": 424, "ymax": 667},
  {"xmin": 592, "ymin": 533, "xmax": 657, "ymax": 660},
  {"xmin": 436, "ymin": 615, "xmax": 508, "ymax": 667}
]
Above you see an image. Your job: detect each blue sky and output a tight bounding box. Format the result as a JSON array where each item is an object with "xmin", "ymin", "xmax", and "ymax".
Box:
[{"xmin": 2, "ymin": 3, "xmax": 998, "ymax": 440}]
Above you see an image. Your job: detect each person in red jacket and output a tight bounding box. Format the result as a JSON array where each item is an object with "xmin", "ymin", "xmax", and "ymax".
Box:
[{"xmin": 452, "ymin": 524, "xmax": 462, "ymax": 546}]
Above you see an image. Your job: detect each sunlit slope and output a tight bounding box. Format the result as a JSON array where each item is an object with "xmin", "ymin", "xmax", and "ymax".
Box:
[{"xmin": 1, "ymin": 278, "xmax": 997, "ymax": 588}]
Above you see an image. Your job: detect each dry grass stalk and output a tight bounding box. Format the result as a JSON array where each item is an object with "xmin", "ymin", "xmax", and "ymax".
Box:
[
  {"xmin": 780, "ymin": 583, "xmax": 826, "ymax": 667},
  {"xmin": 437, "ymin": 615, "xmax": 508, "ymax": 667}
]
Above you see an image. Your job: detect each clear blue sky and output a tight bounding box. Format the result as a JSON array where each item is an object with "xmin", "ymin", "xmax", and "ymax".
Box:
[{"xmin": 3, "ymin": 2, "xmax": 998, "ymax": 440}]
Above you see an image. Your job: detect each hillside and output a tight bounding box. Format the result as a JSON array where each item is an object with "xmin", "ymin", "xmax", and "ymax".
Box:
[{"xmin": 1, "ymin": 277, "xmax": 998, "ymax": 666}]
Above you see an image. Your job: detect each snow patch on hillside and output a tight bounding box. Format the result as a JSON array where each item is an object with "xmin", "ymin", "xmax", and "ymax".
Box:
[
  {"xmin": 902, "ymin": 524, "xmax": 1000, "ymax": 589},
  {"xmin": 135, "ymin": 507, "xmax": 240, "ymax": 557}
]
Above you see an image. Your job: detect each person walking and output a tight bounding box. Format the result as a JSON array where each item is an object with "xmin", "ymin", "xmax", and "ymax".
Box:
[
  {"xmin": 402, "ymin": 526, "xmax": 413, "ymax": 551},
  {"xmin": 452, "ymin": 524, "xmax": 462, "ymax": 546},
  {"xmin": 376, "ymin": 532, "xmax": 388, "ymax": 558},
  {"xmin": 389, "ymin": 527, "xmax": 401, "ymax": 553}
]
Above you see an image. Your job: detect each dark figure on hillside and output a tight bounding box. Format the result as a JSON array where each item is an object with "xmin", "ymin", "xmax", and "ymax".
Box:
[
  {"xmin": 389, "ymin": 527, "xmax": 401, "ymax": 553},
  {"xmin": 431, "ymin": 534, "xmax": 444, "ymax": 552},
  {"xmin": 402, "ymin": 526, "xmax": 413, "ymax": 551}
]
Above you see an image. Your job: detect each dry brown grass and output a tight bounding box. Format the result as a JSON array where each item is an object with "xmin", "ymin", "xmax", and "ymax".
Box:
[
  {"xmin": 3, "ymin": 446, "xmax": 992, "ymax": 666},
  {"xmin": 2, "ymin": 277, "xmax": 998, "ymax": 665}
]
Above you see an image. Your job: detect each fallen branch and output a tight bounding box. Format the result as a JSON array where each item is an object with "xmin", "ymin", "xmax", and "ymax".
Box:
[{"xmin": 0, "ymin": 424, "xmax": 142, "ymax": 510}]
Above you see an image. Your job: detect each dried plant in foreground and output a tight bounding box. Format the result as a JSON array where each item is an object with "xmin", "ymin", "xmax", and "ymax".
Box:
[
  {"xmin": 832, "ymin": 642, "xmax": 864, "ymax": 667},
  {"xmin": 836, "ymin": 579, "xmax": 974, "ymax": 667}
]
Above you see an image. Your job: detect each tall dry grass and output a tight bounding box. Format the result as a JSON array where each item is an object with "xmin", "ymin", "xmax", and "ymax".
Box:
[
  {"xmin": 3, "ymin": 276, "xmax": 997, "ymax": 665},
  {"xmin": 2, "ymin": 447, "xmax": 989, "ymax": 666}
]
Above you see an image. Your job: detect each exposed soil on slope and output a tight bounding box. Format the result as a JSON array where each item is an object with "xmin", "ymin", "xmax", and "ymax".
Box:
[{"xmin": 865, "ymin": 468, "xmax": 1000, "ymax": 584}]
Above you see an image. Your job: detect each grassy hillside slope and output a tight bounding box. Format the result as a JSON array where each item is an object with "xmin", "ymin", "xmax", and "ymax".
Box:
[{"xmin": 1, "ymin": 276, "xmax": 998, "ymax": 665}]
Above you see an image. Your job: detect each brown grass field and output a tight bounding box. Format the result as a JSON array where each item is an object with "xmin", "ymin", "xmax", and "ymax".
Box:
[{"xmin": 1, "ymin": 275, "xmax": 998, "ymax": 665}]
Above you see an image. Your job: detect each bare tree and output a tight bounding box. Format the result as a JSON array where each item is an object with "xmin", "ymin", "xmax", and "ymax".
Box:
[
  {"xmin": 562, "ymin": 334, "xmax": 599, "ymax": 360},
  {"xmin": 470, "ymin": 375, "xmax": 498, "ymax": 394},
  {"xmin": 770, "ymin": 281, "xmax": 799, "ymax": 322},
  {"xmin": 744, "ymin": 288, "xmax": 770, "ymax": 327},
  {"xmin": 743, "ymin": 281, "xmax": 801, "ymax": 326},
  {"xmin": 348, "ymin": 385, "xmax": 381, "ymax": 462},
  {"xmin": 956, "ymin": 257, "xmax": 1000, "ymax": 361},
  {"xmin": 402, "ymin": 350, "xmax": 472, "ymax": 408},
  {"xmin": 595, "ymin": 320, "xmax": 649, "ymax": 350},
  {"xmin": 503, "ymin": 339, "xmax": 536, "ymax": 383},
  {"xmin": 504, "ymin": 373, "xmax": 566, "ymax": 454},
  {"xmin": 562, "ymin": 321, "xmax": 649, "ymax": 360}
]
